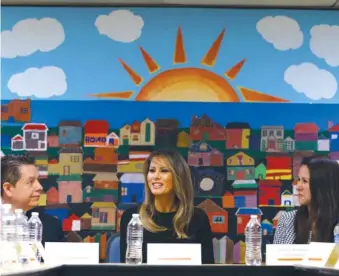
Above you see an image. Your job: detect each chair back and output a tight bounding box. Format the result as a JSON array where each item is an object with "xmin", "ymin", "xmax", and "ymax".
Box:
[{"xmin": 106, "ymin": 232, "xmax": 121, "ymax": 263}]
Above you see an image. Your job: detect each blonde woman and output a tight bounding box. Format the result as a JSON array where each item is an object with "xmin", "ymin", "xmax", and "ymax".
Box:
[{"xmin": 119, "ymin": 150, "xmax": 214, "ymax": 264}]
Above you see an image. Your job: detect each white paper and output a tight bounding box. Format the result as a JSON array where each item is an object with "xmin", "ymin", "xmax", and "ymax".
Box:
[
  {"xmin": 147, "ymin": 243, "xmax": 201, "ymax": 265},
  {"xmin": 44, "ymin": 242, "xmax": 99, "ymax": 265},
  {"xmin": 266, "ymin": 244, "xmax": 310, "ymax": 266}
]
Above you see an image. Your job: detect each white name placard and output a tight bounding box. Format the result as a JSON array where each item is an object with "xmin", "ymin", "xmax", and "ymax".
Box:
[
  {"xmin": 147, "ymin": 243, "xmax": 201, "ymax": 265},
  {"xmin": 44, "ymin": 242, "xmax": 99, "ymax": 265},
  {"xmin": 266, "ymin": 244, "xmax": 310, "ymax": 265},
  {"xmin": 303, "ymin": 242, "xmax": 339, "ymax": 268}
]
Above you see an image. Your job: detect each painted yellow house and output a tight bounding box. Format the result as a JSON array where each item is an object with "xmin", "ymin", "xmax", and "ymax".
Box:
[
  {"xmin": 177, "ymin": 131, "xmax": 191, "ymax": 148},
  {"xmin": 91, "ymin": 202, "xmax": 116, "ymax": 230},
  {"xmin": 227, "ymin": 152, "xmax": 255, "ymax": 166},
  {"xmin": 140, "ymin": 118, "xmax": 155, "ymax": 145},
  {"xmin": 58, "ymin": 147, "xmax": 83, "ymax": 175}
]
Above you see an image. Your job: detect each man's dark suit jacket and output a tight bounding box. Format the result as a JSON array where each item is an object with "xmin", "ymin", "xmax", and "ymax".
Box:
[{"xmin": 26, "ymin": 207, "xmax": 65, "ymax": 245}]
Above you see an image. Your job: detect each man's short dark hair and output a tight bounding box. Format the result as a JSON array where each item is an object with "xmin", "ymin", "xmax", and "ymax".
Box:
[{"xmin": 1, "ymin": 155, "xmax": 35, "ymax": 196}]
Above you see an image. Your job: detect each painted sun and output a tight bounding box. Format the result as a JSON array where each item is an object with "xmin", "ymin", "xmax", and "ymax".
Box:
[{"xmin": 90, "ymin": 27, "xmax": 288, "ymax": 103}]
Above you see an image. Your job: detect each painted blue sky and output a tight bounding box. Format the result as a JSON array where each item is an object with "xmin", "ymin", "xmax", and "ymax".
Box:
[{"xmin": 1, "ymin": 7, "xmax": 339, "ymax": 102}]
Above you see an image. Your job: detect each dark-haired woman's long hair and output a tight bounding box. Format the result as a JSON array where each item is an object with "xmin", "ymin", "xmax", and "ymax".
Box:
[{"xmin": 294, "ymin": 156, "xmax": 339, "ymax": 244}]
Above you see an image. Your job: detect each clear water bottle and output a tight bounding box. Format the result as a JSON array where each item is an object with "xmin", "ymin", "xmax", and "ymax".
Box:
[
  {"xmin": 28, "ymin": 212, "xmax": 43, "ymax": 262},
  {"xmin": 0, "ymin": 204, "xmax": 18, "ymax": 266},
  {"xmin": 125, "ymin": 214, "xmax": 143, "ymax": 264},
  {"xmin": 15, "ymin": 209, "xmax": 30, "ymax": 264},
  {"xmin": 334, "ymin": 221, "xmax": 339, "ymax": 244},
  {"xmin": 245, "ymin": 215, "xmax": 262, "ymax": 266}
]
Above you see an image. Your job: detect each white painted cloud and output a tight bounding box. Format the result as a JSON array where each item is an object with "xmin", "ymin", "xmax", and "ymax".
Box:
[
  {"xmin": 95, "ymin": 10, "xmax": 144, "ymax": 43},
  {"xmin": 8, "ymin": 66, "xmax": 67, "ymax": 99},
  {"xmin": 256, "ymin": 16, "xmax": 303, "ymax": 51},
  {"xmin": 310, "ymin": 24, "xmax": 339, "ymax": 67},
  {"xmin": 284, "ymin": 62, "xmax": 337, "ymax": 100},
  {"xmin": 1, "ymin": 18, "xmax": 65, "ymax": 58}
]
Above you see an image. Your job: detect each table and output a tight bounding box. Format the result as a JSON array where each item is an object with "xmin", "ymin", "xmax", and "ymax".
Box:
[{"xmin": 1, "ymin": 264, "xmax": 338, "ymax": 276}]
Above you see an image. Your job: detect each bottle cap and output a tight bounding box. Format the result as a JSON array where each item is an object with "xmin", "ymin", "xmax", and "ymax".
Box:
[
  {"xmin": 32, "ymin": 212, "xmax": 39, "ymax": 216},
  {"xmin": 250, "ymin": 215, "xmax": 258, "ymax": 219},
  {"xmin": 14, "ymin": 209, "xmax": 23, "ymax": 214},
  {"xmin": 132, "ymin": 213, "xmax": 139, "ymax": 218}
]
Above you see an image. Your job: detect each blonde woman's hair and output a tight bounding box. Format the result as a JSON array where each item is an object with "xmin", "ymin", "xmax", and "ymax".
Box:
[{"xmin": 139, "ymin": 150, "xmax": 194, "ymax": 239}]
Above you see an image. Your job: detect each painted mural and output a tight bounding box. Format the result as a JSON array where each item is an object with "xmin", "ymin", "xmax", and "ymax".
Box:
[{"xmin": 1, "ymin": 6, "xmax": 339, "ymax": 263}]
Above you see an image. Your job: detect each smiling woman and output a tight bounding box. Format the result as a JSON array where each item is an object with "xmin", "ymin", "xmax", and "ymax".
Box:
[{"xmin": 119, "ymin": 150, "xmax": 215, "ymax": 264}]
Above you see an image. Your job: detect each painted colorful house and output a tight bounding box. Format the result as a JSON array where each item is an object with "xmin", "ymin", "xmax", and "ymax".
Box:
[
  {"xmin": 120, "ymin": 173, "xmax": 145, "ymax": 204},
  {"xmin": 266, "ymin": 155, "xmax": 292, "ymax": 180},
  {"xmin": 80, "ymin": 213, "xmax": 92, "ymax": 230},
  {"xmin": 1, "ymin": 98, "xmax": 31, "ymax": 122},
  {"xmin": 57, "ymin": 175, "xmax": 83, "ymax": 204},
  {"xmin": 317, "ymin": 134, "xmax": 330, "ymax": 151},
  {"xmin": 328, "ymin": 123, "xmax": 339, "ymax": 152},
  {"xmin": 11, "ymin": 134, "xmax": 24, "ymax": 150},
  {"xmin": 235, "ymin": 207, "xmax": 263, "ymax": 234},
  {"xmin": 22, "ymin": 123, "xmax": 48, "ymax": 151},
  {"xmin": 260, "ymin": 126, "xmax": 284, "ymax": 152},
  {"xmin": 234, "ymin": 190, "xmax": 257, "ymax": 208},
  {"xmin": 188, "ymin": 141, "xmax": 223, "ymax": 167},
  {"xmin": 59, "ymin": 147, "xmax": 83, "ymax": 175},
  {"xmin": 198, "ymin": 199, "xmax": 228, "ymax": 233},
  {"xmin": 258, "ymin": 180, "xmax": 282, "ymax": 206},
  {"xmin": 233, "ymin": 241, "xmax": 246, "ymax": 264},
  {"xmin": 190, "ymin": 114, "xmax": 226, "ymax": 141},
  {"xmin": 46, "ymin": 187, "xmax": 59, "ymax": 205},
  {"xmin": 222, "ymin": 192, "xmax": 235, "ymax": 208},
  {"xmin": 255, "ymin": 163, "xmax": 266, "ymax": 179},
  {"xmin": 177, "ymin": 131, "xmax": 191, "ymax": 148},
  {"xmin": 294, "ymin": 123, "xmax": 319, "ymax": 151},
  {"xmin": 281, "ymin": 190, "xmax": 293, "ymax": 206},
  {"xmin": 225, "ymin": 122, "xmax": 250, "ymax": 149},
  {"xmin": 213, "ymin": 235, "xmax": 234, "ymax": 264},
  {"xmin": 92, "ymin": 173, "xmax": 119, "ymax": 189},
  {"xmin": 140, "ymin": 118, "xmax": 156, "ymax": 145},
  {"xmin": 58, "ymin": 120, "xmax": 82, "ymax": 146},
  {"xmin": 62, "ymin": 214, "xmax": 81, "ymax": 231},
  {"xmin": 91, "ymin": 202, "xmax": 116, "ymax": 230},
  {"xmin": 227, "ymin": 152, "xmax": 255, "ymax": 180}
]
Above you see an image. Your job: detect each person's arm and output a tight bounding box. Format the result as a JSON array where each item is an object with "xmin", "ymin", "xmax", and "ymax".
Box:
[
  {"xmin": 197, "ymin": 210, "xmax": 215, "ymax": 264},
  {"xmin": 273, "ymin": 212, "xmax": 287, "ymax": 244}
]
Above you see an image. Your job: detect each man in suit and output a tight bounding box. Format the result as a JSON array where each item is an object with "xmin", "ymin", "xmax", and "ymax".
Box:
[{"xmin": 1, "ymin": 155, "xmax": 65, "ymax": 244}]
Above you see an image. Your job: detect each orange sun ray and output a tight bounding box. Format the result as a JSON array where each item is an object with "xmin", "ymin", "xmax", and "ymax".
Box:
[
  {"xmin": 238, "ymin": 86, "xmax": 289, "ymax": 102},
  {"xmin": 89, "ymin": 91, "xmax": 133, "ymax": 99},
  {"xmin": 139, "ymin": 46, "xmax": 160, "ymax": 74},
  {"xmin": 225, "ymin": 59, "xmax": 246, "ymax": 80},
  {"xmin": 119, "ymin": 58, "xmax": 143, "ymax": 86},
  {"xmin": 173, "ymin": 26, "xmax": 187, "ymax": 64},
  {"xmin": 201, "ymin": 29, "xmax": 225, "ymax": 67}
]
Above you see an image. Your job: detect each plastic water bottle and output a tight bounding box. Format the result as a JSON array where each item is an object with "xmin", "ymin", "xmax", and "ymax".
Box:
[
  {"xmin": 0, "ymin": 204, "xmax": 18, "ymax": 266},
  {"xmin": 14, "ymin": 209, "xmax": 30, "ymax": 264},
  {"xmin": 245, "ymin": 215, "xmax": 262, "ymax": 266},
  {"xmin": 125, "ymin": 214, "xmax": 143, "ymax": 264},
  {"xmin": 334, "ymin": 221, "xmax": 339, "ymax": 244},
  {"xmin": 28, "ymin": 212, "xmax": 43, "ymax": 262}
]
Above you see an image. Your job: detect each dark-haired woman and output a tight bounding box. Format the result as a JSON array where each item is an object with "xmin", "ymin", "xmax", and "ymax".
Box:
[{"xmin": 274, "ymin": 156, "xmax": 339, "ymax": 244}]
